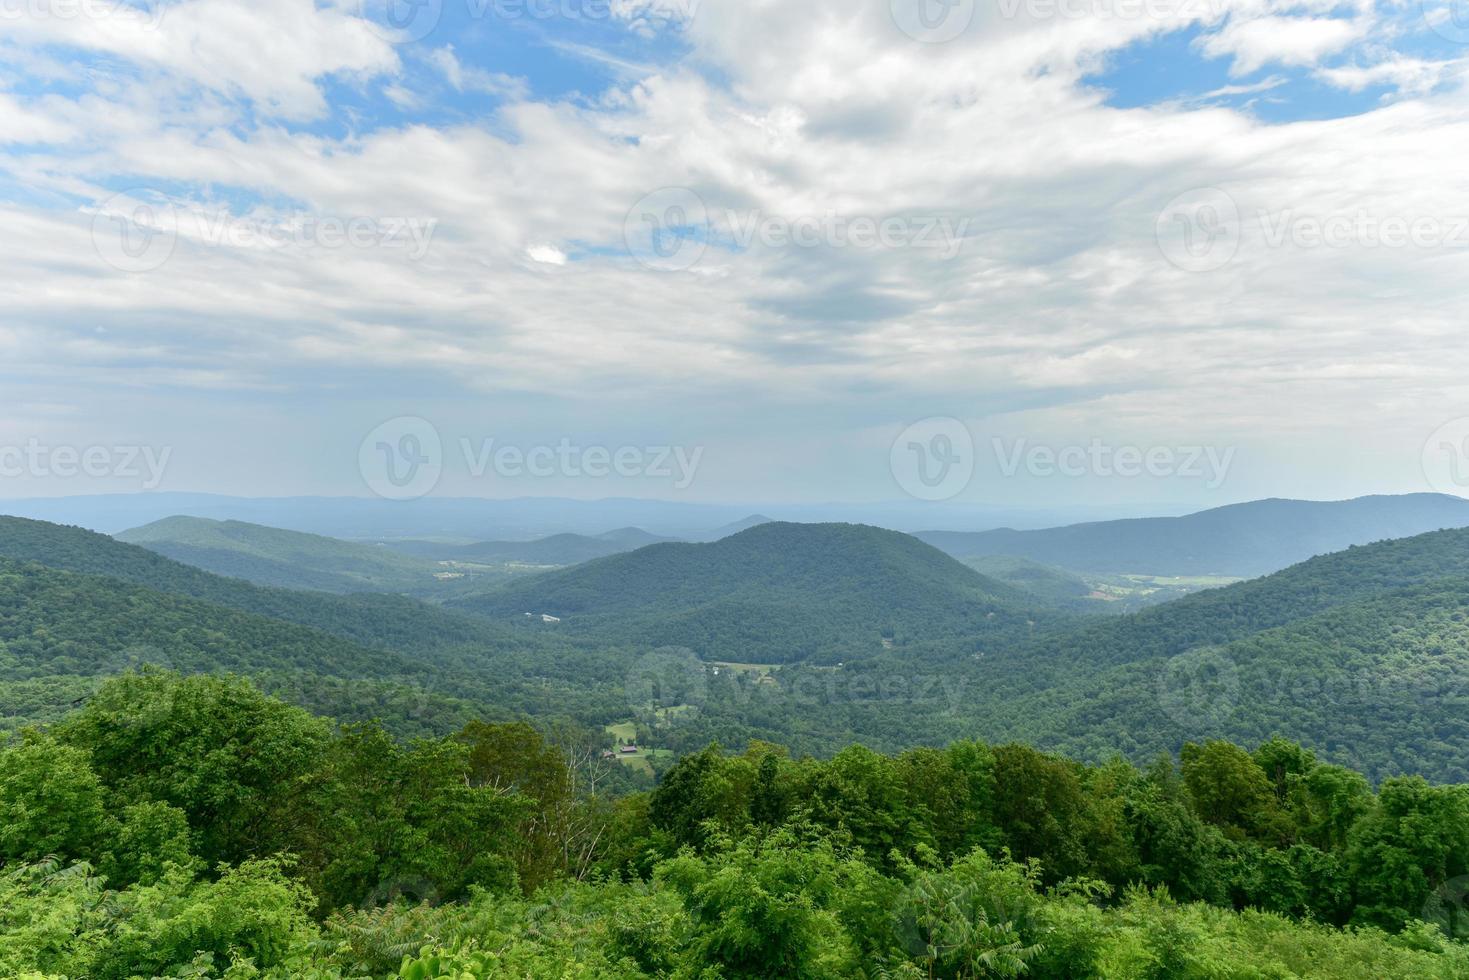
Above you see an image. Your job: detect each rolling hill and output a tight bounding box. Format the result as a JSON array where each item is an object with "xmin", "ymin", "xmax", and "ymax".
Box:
[
  {"xmin": 450, "ymin": 522, "xmax": 1052, "ymax": 663},
  {"xmin": 0, "ymin": 516, "xmax": 653, "ymax": 738},
  {"xmin": 916, "ymin": 493, "xmax": 1469, "ymax": 577},
  {"xmin": 116, "ymin": 516, "xmax": 445, "ymax": 593}
]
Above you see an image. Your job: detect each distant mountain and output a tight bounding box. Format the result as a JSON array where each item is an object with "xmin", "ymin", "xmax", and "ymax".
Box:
[
  {"xmin": 690, "ymin": 514, "xmax": 775, "ymax": 542},
  {"xmin": 0, "ymin": 492, "xmax": 1135, "ymax": 539},
  {"xmin": 450, "ymin": 522, "xmax": 1050, "ymax": 663},
  {"xmin": 116, "ymin": 516, "xmax": 445, "ymax": 593},
  {"xmin": 383, "ymin": 527, "xmax": 678, "ymax": 566},
  {"xmin": 917, "ymin": 494, "xmax": 1469, "ymax": 577},
  {"xmin": 961, "ymin": 555, "xmax": 1095, "ymax": 608}
]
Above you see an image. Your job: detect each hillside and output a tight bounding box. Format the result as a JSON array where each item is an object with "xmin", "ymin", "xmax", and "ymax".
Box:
[
  {"xmin": 0, "ymin": 516, "xmax": 651, "ymax": 737},
  {"xmin": 116, "ymin": 516, "xmax": 445, "ymax": 593},
  {"xmin": 646, "ymin": 527, "xmax": 1469, "ymax": 780},
  {"xmin": 917, "ymin": 493, "xmax": 1469, "ymax": 577},
  {"xmin": 451, "ymin": 522, "xmax": 1050, "ymax": 663},
  {"xmin": 0, "ymin": 516, "xmax": 520, "ymax": 657}
]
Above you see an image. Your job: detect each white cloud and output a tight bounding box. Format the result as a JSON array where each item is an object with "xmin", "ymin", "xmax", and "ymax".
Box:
[
  {"xmin": 4, "ymin": 0, "xmax": 399, "ymax": 120},
  {"xmin": 426, "ymin": 46, "xmax": 530, "ymax": 100},
  {"xmin": 527, "ymin": 244, "xmax": 569, "ymax": 265},
  {"xmin": 1197, "ymin": 15, "xmax": 1366, "ymax": 76}
]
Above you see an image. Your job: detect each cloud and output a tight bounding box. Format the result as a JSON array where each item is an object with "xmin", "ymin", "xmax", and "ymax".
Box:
[
  {"xmin": 1196, "ymin": 15, "xmax": 1366, "ymax": 76},
  {"xmin": 2, "ymin": 0, "xmax": 1468, "ymax": 501},
  {"xmin": 4, "ymin": 0, "xmax": 399, "ymax": 120},
  {"xmin": 426, "ymin": 46, "xmax": 530, "ymax": 100}
]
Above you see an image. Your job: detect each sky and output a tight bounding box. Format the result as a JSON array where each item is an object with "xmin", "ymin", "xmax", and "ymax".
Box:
[{"xmin": 2, "ymin": 0, "xmax": 1468, "ymax": 517}]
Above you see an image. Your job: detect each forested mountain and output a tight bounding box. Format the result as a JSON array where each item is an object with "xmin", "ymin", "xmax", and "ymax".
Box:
[
  {"xmin": 382, "ymin": 526, "xmax": 676, "ymax": 566},
  {"xmin": 961, "ymin": 554, "xmax": 1097, "ymax": 607},
  {"xmin": 0, "ymin": 517, "xmax": 648, "ymax": 738},
  {"xmin": 641, "ymin": 527, "xmax": 1469, "ymax": 780},
  {"xmin": 451, "ymin": 522, "xmax": 1051, "ymax": 663},
  {"xmin": 116, "ymin": 516, "xmax": 446, "ymax": 593},
  {"xmin": 917, "ymin": 493, "xmax": 1469, "ymax": 576}
]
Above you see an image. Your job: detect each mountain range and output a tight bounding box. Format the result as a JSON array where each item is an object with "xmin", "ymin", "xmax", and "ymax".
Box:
[
  {"xmin": 449, "ymin": 521, "xmax": 1047, "ymax": 663},
  {"xmin": 6, "ymin": 496, "xmax": 1469, "ymax": 780},
  {"xmin": 916, "ymin": 493, "xmax": 1469, "ymax": 577}
]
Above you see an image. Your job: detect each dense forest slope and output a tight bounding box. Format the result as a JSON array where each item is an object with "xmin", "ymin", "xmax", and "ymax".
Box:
[
  {"xmin": 0, "ymin": 517, "xmax": 644, "ymax": 736},
  {"xmin": 451, "ymin": 522, "xmax": 1052, "ymax": 662},
  {"xmin": 117, "ymin": 516, "xmax": 445, "ymax": 593},
  {"xmin": 650, "ymin": 528, "xmax": 1469, "ymax": 780},
  {"xmin": 917, "ymin": 493, "xmax": 1469, "ymax": 576}
]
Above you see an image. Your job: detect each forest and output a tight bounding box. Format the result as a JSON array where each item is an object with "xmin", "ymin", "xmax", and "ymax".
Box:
[{"xmin": 4, "ymin": 670, "xmax": 1468, "ymax": 978}]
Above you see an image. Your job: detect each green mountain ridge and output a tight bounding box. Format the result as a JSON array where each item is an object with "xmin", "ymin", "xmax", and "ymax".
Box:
[{"xmin": 450, "ymin": 521, "xmax": 1057, "ymax": 663}]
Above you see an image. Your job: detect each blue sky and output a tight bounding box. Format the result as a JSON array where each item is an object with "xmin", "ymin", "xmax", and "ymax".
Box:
[{"xmin": 1, "ymin": 0, "xmax": 1467, "ymax": 514}]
